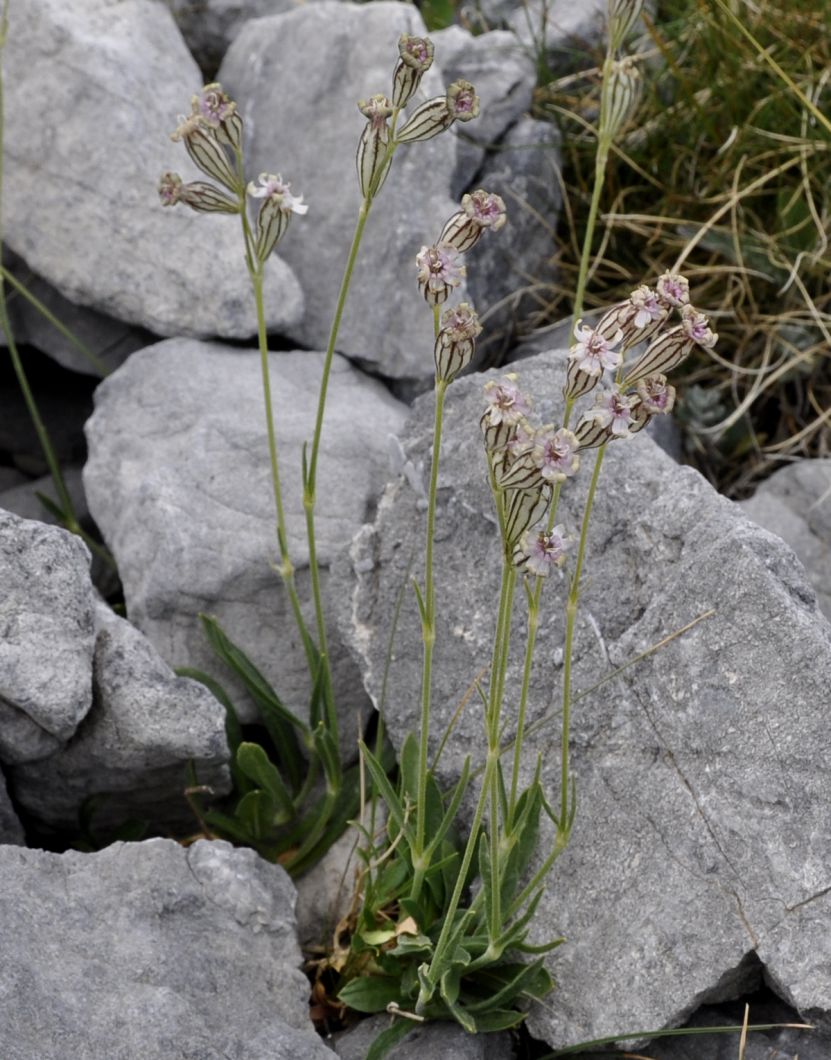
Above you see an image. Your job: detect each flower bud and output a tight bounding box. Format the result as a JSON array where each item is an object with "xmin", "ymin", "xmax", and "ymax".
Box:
[
  {"xmin": 176, "ymin": 121, "xmax": 240, "ymax": 193},
  {"xmin": 563, "ymin": 358, "xmax": 602, "ymax": 402},
  {"xmin": 680, "ymin": 304, "xmax": 718, "ymax": 349},
  {"xmin": 396, "ymin": 97, "xmax": 454, "ymax": 144},
  {"xmin": 446, "ymin": 80, "xmax": 480, "ymax": 123},
  {"xmin": 247, "ymin": 173, "xmax": 308, "ymax": 261},
  {"xmin": 627, "ymin": 374, "xmax": 676, "ymax": 434},
  {"xmin": 608, "ymin": 0, "xmax": 644, "ymax": 51},
  {"xmin": 392, "ymin": 34, "xmax": 434, "ymax": 108},
  {"xmin": 434, "ymin": 302, "xmax": 481, "ymax": 383},
  {"xmin": 495, "ymin": 449, "xmax": 542, "ymax": 491},
  {"xmin": 179, "ymin": 181, "xmax": 240, "ymax": 214},
  {"xmin": 356, "ymin": 96, "xmax": 394, "ymax": 198},
  {"xmin": 439, "ymin": 189, "xmax": 507, "ymax": 253},
  {"xmin": 416, "ymin": 242, "xmax": 466, "ymax": 306},
  {"xmin": 158, "ymin": 171, "xmax": 183, "ymax": 207},
  {"xmin": 192, "ymin": 82, "xmax": 242, "ymax": 151},
  {"xmin": 656, "ymin": 271, "xmax": 690, "ymax": 308},
  {"xmin": 395, "ymin": 80, "xmax": 479, "ymax": 144},
  {"xmin": 602, "ymin": 58, "xmax": 641, "ymax": 142},
  {"xmin": 622, "ymin": 325, "xmax": 693, "ymax": 384},
  {"xmin": 573, "ymin": 415, "xmax": 611, "ymax": 450}
]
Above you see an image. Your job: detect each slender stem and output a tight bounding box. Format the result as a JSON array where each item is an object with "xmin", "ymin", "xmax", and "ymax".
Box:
[
  {"xmin": 249, "ymin": 265, "xmax": 316, "ymax": 672},
  {"xmin": 559, "ymin": 443, "xmax": 606, "ymax": 825},
  {"xmin": 410, "ymin": 378, "xmax": 448, "ymax": 900},
  {"xmin": 509, "ymin": 582, "xmax": 538, "ymax": 818}
]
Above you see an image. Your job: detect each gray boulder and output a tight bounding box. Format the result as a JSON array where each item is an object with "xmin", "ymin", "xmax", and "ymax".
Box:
[
  {"xmin": 5, "ymin": 258, "xmax": 150, "ymax": 376},
  {"xmin": 218, "ymin": 1, "xmax": 466, "ymax": 380},
  {"xmin": 3, "ymin": 0, "xmax": 303, "ymax": 340},
  {"xmin": 337, "ymin": 348, "xmax": 831, "ymax": 1048},
  {"xmin": 0, "ymin": 838, "xmax": 335, "ymax": 1059},
  {"xmin": 0, "ymin": 511, "xmax": 95, "ymax": 764},
  {"xmin": 741, "ymin": 459, "xmax": 831, "ymax": 620},
  {"xmin": 161, "ymin": 0, "xmax": 295, "ymax": 73},
  {"xmin": 429, "ymin": 26, "xmax": 536, "ymax": 196},
  {"xmin": 10, "ymin": 598, "xmax": 230, "ymax": 832},
  {"xmin": 83, "ymin": 338, "xmax": 408, "ymax": 728}
]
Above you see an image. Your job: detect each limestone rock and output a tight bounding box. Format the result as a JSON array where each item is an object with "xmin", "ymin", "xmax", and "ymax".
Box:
[
  {"xmin": 0, "ymin": 838, "xmax": 335, "ymax": 1058},
  {"xmin": 741, "ymin": 459, "xmax": 831, "ymax": 620},
  {"xmin": 83, "ymin": 338, "xmax": 407, "ymax": 728},
  {"xmin": 337, "ymin": 349, "xmax": 831, "ymax": 1048},
  {"xmin": 3, "ymin": 0, "xmax": 303, "ymax": 340},
  {"xmin": 10, "ymin": 599, "xmax": 230, "ymax": 832},
  {"xmin": 218, "ymin": 1, "xmax": 465, "ymax": 380},
  {"xmin": 0, "ymin": 511, "xmax": 95, "ymax": 764}
]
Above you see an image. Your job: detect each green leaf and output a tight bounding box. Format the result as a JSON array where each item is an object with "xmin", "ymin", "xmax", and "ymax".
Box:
[
  {"xmin": 399, "ymin": 732, "xmax": 420, "ymax": 805},
  {"xmin": 236, "ymin": 742, "xmax": 294, "ymax": 823},
  {"xmin": 311, "ymin": 721, "xmax": 343, "ymax": 791},
  {"xmin": 199, "ymin": 614, "xmax": 306, "ymax": 790},
  {"xmin": 365, "ymin": 1019, "xmax": 413, "ymax": 1060},
  {"xmin": 360, "ymin": 741, "xmax": 414, "ymax": 847},
  {"xmin": 465, "ymin": 1008, "xmax": 526, "ymax": 1033},
  {"xmin": 235, "ymin": 790, "xmax": 278, "ymax": 841},
  {"xmin": 202, "ymin": 809, "xmax": 258, "ymax": 845},
  {"xmin": 338, "ymin": 975, "xmax": 402, "ymax": 1013},
  {"xmin": 466, "ymin": 959, "xmax": 552, "ymax": 1013}
]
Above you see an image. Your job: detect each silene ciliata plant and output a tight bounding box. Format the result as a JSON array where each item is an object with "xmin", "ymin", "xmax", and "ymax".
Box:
[{"xmin": 157, "ymin": 11, "xmax": 721, "ymax": 1057}]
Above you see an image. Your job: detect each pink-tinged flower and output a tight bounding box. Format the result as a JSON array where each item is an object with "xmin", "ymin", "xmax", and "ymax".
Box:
[
  {"xmin": 247, "ymin": 173, "xmax": 309, "ymax": 215},
  {"xmin": 532, "ymin": 426, "xmax": 581, "ymax": 482},
  {"xmin": 434, "ymin": 302, "xmax": 482, "ymax": 383},
  {"xmin": 656, "ymin": 271, "xmax": 690, "ymax": 308},
  {"xmin": 358, "ymin": 94, "xmax": 394, "ymax": 131},
  {"xmin": 463, "ymin": 189, "xmax": 507, "ymax": 231},
  {"xmin": 170, "ymin": 112, "xmax": 205, "ymax": 143},
  {"xmin": 193, "ymin": 83, "xmax": 236, "ymax": 127},
  {"xmin": 516, "ymin": 526, "xmax": 569, "ymax": 577},
  {"xmin": 416, "ymin": 242, "xmax": 466, "ymax": 305},
  {"xmin": 482, "ymin": 376, "xmax": 531, "ymax": 427},
  {"xmin": 439, "ymin": 190, "xmax": 508, "ymax": 253},
  {"xmin": 158, "ymin": 171, "xmax": 183, "ymax": 206},
  {"xmin": 636, "ymin": 374, "xmax": 676, "ymax": 415},
  {"xmin": 446, "ymin": 80, "xmax": 480, "ymax": 122},
  {"xmin": 570, "ymin": 320, "xmax": 623, "ymax": 376},
  {"xmin": 585, "ymin": 390, "xmax": 636, "ymax": 437},
  {"xmin": 629, "ymin": 285, "xmax": 665, "ymax": 329},
  {"xmin": 681, "ymin": 304, "xmax": 718, "ymax": 349},
  {"xmin": 398, "ymin": 33, "xmax": 434, "ymax": 71}
]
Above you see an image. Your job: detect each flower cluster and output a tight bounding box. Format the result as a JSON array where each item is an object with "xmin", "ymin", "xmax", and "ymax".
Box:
[
  {"xmin": 355, "ymin": 32, "xmax": 480, "ymax": 200},
  {"xmin": 479, "ymin": 375, "xmax": 574, "ymax": 576},
  {"xmin": 159, "ymin": 83, "xmax": 306, "ymax": 264},
  {"xmin": 565, "ymin": 272, "xmax": 717, "ymax": 448},
  {"xmin": 416, "ymin": 190, "xmax": 507, "ymax": 383}
]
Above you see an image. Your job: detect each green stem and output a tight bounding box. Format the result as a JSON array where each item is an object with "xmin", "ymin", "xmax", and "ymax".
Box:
[
  {"xmin": 559, "ymin": 443, "xmax": 606, "ymax": 826},
  {"xmin": 411, "ymin": 378, "xmax": 448, "ymax": 901},
  {"xmin": 508, "ymin": 582, "xmax": 538, "ymax": 818},
  {"xmin": 249, "ymin": 264, "xmax": 316, "ymax": 673}
]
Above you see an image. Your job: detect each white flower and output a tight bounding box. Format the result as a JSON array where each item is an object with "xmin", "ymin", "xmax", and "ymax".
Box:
[
  {"xmin": 570, "ymin": 321, "xmax": 622, "ymax": 376},
  {"xmin": 246, "ymin": 173, "xmax": 308, "ymax": 215}
]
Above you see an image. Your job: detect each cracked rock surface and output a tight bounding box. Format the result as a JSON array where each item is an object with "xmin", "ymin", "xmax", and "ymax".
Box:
[
  {"xmin": 84, "ymin": 338, "xmax": 408, "ymax": 727},
  {"xmin": 0, "ymin": 838, "xmax": 334, "ymax": 1059},
  {"xmin": 336, "ymin": 348, "xmax": 831, "ymax": 1049}
]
